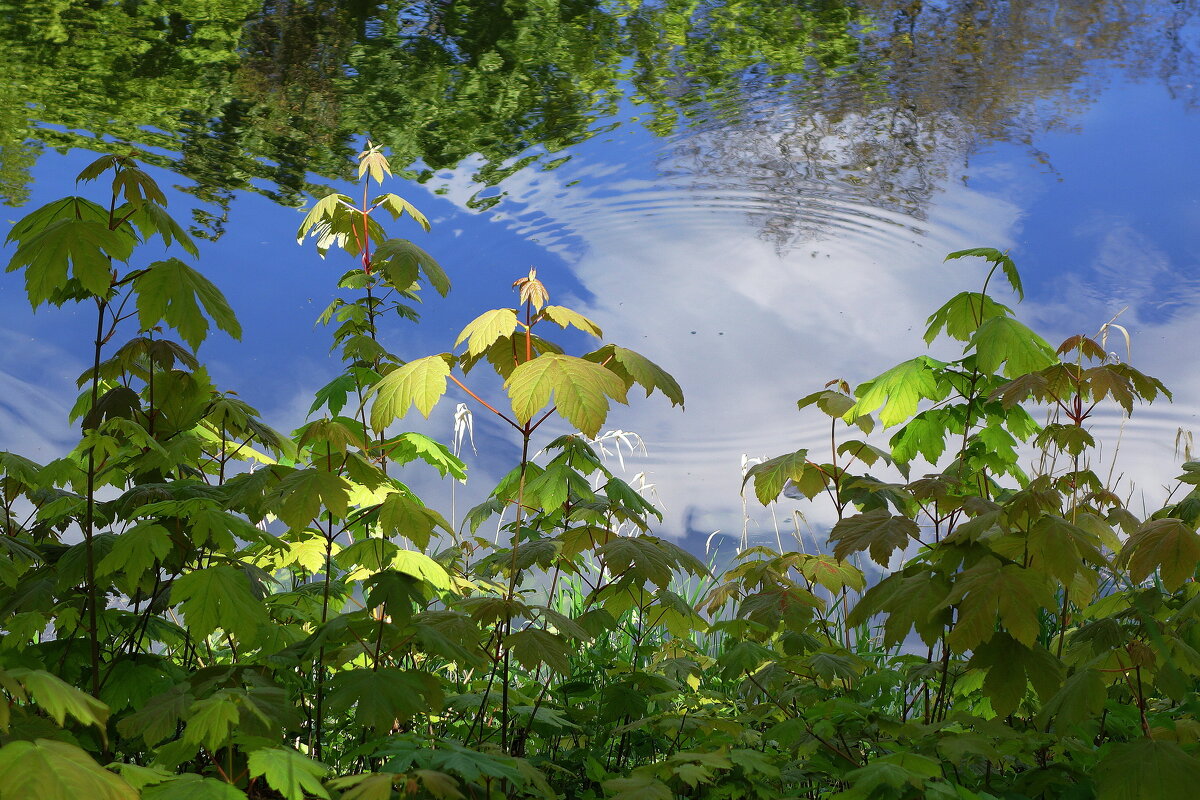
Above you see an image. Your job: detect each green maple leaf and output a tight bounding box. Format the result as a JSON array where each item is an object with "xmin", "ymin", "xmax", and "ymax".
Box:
[
  {"xmin": 272, "ymin": 468, "xmax": 351, "ymax": 528},
  {"xmin": 829, "ymin": 508, "xmax": 918, "ymax": 566},
  {"xmin": 584, "ymin": 344, "xmax": 684, "ymax": 408},
  {"xmin": 505, "ymin": 353, "xmax": 628, "ymax": 436},
  {"xmin": 1094, "ymin": 739, "xmax": 1200, "ymax": 800},
  {"xmin": 182, "ymin": 692, "xmax": 240, "ymax": 751},
  {"xmin": 597, "ymin": 535, "xmax": 708, "ymax": 588},
  {"xmin": 846, "ymin": 357, "xmax": 948, "ymax": 428},
  {"xmin": 325, "ymin": 668, "xmax": 443, "ymax": 730},
  {"xmin": 888, "ymin": 409, "xmax": 952, "ymax": 463},
  {"xmin": 602, "ymin": 776, "xmax": 673, "ymax": 800},
  {"xmin": 97, "ymin": 522, "xmax": 171, "ymax": 584},
  {"xmin": 7, "ymin": 196, "xmax": 111, "ymax": 242},
  {"xmin": 142, "ymin": 774, "xmax": 248, "ymax": 799},
  {"xmin": 0, "ymin": 739, "xmax": 137, "ymax": 800},
  {"xmin": 848, "ymin": 568, "xmax": 953, "ymax": 648},
  {"xmin": 455, "ymin": 308, "xmax": 519, "ymax": 356},
  {"xmin": 742, "ymin": 449, "xmax": 811, "ymax": 505},
  {"xmin": 798, "ymin": 555, "xmax": 866, "ymax": 593},
  {"xmin": 966, "ymin": 633, "xmax": 1062, "ymax": 716},
  {"xmin": 308, "ymin": 373, "xmax": 360, "ymax": 418},
  {"xmin": 373, "ymin": 193, "xmax": 431, "ymax": 231},
  {"xmin": 1119, "ymin": 518, "xmax": 1200, "ymax": 591},
  {"xmin": 383, "ymin": 432, "xmax": 466, "ymax": 479},
  {"xmin": 1083, "ymin": 365, "xmax": 1137, "ymax": 413},
  {"xmin": 10, "ymin": 669, "xmax": 109, "ymax": 732},
  {"xmin": 969, "ymin": 316, "xmax": 1057, "ymax": 378},
  {"xmin": 377, "ymin": 491, "xmax": 452, "ymax": 549},
  {"xmin": 116, "ymin": 686, "xmax": 191, "ymax": 747},
  {"xmin": 370, "ymin": 355, "xmax": 452, "ymax": 430},
  {"xmin": 1038, "ymin": 668, "xmax": 1106, "ymax": 729},
  {"xmin": 924, "ymin": 290, "xmax": 1014, "ymax": 343},
  {"xmin": 171, "ymin": 566, "xmax": 267, "ymax": 643},
  {"xmin": 1027, "ymin": 515, "xmax": 1106, "ymax": 584},
  {"xmin": 325, "ymin": 773, "xmax": 398, "ymax": 800},
  {"xmin": 246, "ymin": 748, "xmax": 330, "ymax": 800},
  {"xmin": 373, "ymin": 238, "xmax": 449, "ymax": 296},
  {"xmin": 945, "ymin": 247, "xmax": 1025, "ymax": 300},
  {"xmin": 134, "ymin": 258, "xmax": 241, "ymax": 349},
  {"xmin": 128, "ymin": 201, "xmax": 198, "ymax": 257},
  {"xmin": 296, "ymin": 193, "xmax": 386, "ymax": 257},
  {"xmin": 1035, "ymin": 423, "xmax": 1096, "ymax": 457},
  {"xmin": 797, "ymin": 388, "xmax": 855, "ymax": 418},
  {"xmin": 505, "ymin": 628, "xmax": 572, "ymax": 674},
  {"xmin": 944, "ymin": 557, "xmax": 1057, "ymax": 651},
  {"xmin": 540, "ymin": 305, "xmax": 603, "ymax": 337},
  {"xmin": 393, "ymin": 550, "xmax": 452, "ymax": 592},
  {"xmin": 9, "ymin": 218, "xmax": 132, "ymax": 305}
]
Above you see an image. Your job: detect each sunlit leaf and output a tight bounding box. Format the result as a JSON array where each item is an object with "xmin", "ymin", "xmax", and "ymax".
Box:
[
  {"xmin": 370, "ymin": 355, "xmax": 452, "ymax": 430},
  {"xmin": 742, "ymin": 449, "xmax": 812, "ymax": 505},
  {"xmin": 504, "ymin": 354, "xmax": 628, "ymax": 437},
  {"xmin": 846, "ymin": 357, "xmax": 947, "ymax": 428},
  {"xmin": 0, "ymin": 739, "xmax": 136, "ymax": 800},
  {"xmin": 374, "ymin": 193, "xmax": 429, "ymax": 231},
  {"xmin": 540, "ymin": 305, "xmax": 602, "ymax": 337},
  {"xmin": 455, "ymin": 308, "xmax": 518, "ymax": 356},
  {"xmin": 584, "ymin": 344, "xmax": 684, "ymax": 408},
  {"xmin": 171, "ymin": 565, "xmax": 267, "ymax": 643},
  {"xmin": 924, "ymin": 291, "xmax": 1013, "ymax": 344},
  {"xmin": 10, "ymin": 669, "xmax": 109, "ymax": 733}
]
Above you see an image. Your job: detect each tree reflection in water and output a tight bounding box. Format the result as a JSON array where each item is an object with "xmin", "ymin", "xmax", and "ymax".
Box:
[{"xmin": 0, "ymin": 0, "xmax": 1196, "ymax": 244}]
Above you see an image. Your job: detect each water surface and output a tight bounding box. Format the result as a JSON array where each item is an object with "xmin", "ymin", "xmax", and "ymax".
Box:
[{"xmin": 3, "ymin": 0, "xmax": 1200, "ymax": 549}]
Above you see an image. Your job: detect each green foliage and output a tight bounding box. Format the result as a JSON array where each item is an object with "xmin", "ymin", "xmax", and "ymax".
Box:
[
  {"xmin": 6, "ymin": 153, "xmax": 1200, "ymax": 800},
  {"xmin": 0, "ymin": 740, "xmax": 137, "ymax": 800}
]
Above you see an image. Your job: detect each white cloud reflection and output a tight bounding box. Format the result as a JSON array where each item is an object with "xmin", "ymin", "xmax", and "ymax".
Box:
[{"xmin": 424, "ymin": 139, "xmax": 1199, "ymax": 549}]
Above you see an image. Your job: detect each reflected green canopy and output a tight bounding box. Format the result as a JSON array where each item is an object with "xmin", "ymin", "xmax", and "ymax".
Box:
[{"xmin": 1, "ymin": 0, "xmax": 1195, "ymax": 240}]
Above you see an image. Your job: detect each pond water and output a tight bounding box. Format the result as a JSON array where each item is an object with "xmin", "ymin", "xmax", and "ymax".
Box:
[{"xmin": 3, "ymin": 0, "xmax": 1200, "ymax": 553}]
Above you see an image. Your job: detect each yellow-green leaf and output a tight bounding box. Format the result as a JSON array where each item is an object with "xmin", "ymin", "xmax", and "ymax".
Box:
[
  {"xmin": 0, "ymin": 739, "xmax": 136, "ymax": 800},
  {"xmin": 845, "ymin": 357, "xmax": 947, "ymax": 429},
  {"xmin": 171, "ymin": 566, "xmax": 267, "ymax": 643},
  {"xmin": 540, "ymin": 305, "xmax": 602, "ymax": 337},
  {"xmin": 504, "ymin": 353, "xmax": 628, "ymax": 437},
  {"xmin": 585, "ymin": 344, "xmax": 684, "ymax": 408},
  {"xmin": 370, "ymin": 355, "xmax": 452, "ymax": 430},
  {"xmin": 455, "ymin": 308, "xmax": 518, "ymax": 356}
]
